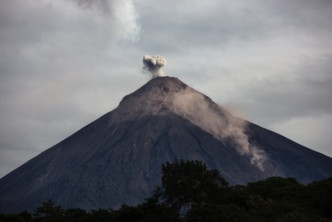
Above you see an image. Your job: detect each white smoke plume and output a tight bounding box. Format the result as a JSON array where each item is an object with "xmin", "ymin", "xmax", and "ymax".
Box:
[
  {"xmin": 70, "ymin": 0, "xmax": 140, "ymax": 41},
  {"xmin": 171, "ymin": 88, "xmax": 267, "ymax": 171},
  {"xmin": 143, "ymin": 55, "xmax": 167, "ymax": 78}
]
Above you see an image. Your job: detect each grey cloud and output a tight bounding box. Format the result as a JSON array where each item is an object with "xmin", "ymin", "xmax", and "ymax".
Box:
[
  {"xmin": 239, "ymin": 55, "xmax": 332, "ymax": 126},
  {"xmin": 71, "ymin": 0, "xmax": 111, "ymax": 12},
  {"xmin": 258, "ymin": 0, "xmax": 332, "ymax": 30},
  {"xmin": 136, "ymin": 0, "xmax": 332, "ymax": 55},
  {"xmin": 0, "ymin": 0, "xmax": 143, "ymax": 177},
  {"xmin": 136, "ymin": 1, "xmax": 267, "ymax": 52}
]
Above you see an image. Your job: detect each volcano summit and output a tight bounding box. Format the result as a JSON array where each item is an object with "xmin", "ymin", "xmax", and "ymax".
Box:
[{"xmin": 0, "ymin": 76, "xmax": 331, "ymax": 213}]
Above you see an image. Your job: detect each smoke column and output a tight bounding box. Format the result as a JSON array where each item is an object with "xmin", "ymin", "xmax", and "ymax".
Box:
[
  {"xmin": 71, "ymin": 0, "xmax": 140, "ymax": 41},
  {"xmin": 143, "ymin": 55, "xmax": 167, "ymax": 78}
]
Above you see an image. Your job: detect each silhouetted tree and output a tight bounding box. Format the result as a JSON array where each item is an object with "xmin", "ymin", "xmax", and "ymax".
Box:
[
  {"xmin": 185, "ymin": 203, "xmax": 246, "ymax": 222},
  {"xmin": 304, "ymin": 178, "xmax": 332, "ymax": 219},
  {"xmin": 34, "ymin": 199, "xmax": 63, "ymax": 221},
  {"xmin": 247, "ymin": 177, "xmax": 303, "ymax": 201},
  {"xmin": 88, "ymin": 209, "xmax": 114, "ymax": 222},
  {"xmin": 1, "ymin": 163, "xmax": 331, "ymax": 222},
  {"xmin": 158, "ymin": 160, "xmax": 229, "ymax": 210},
  {"xmin": 139, "ymin": 196, "xmax": 180, "ymax": 222},
  {"xmin": 63, "ymin": 208, "xmax": 88, "ymax": 222}
]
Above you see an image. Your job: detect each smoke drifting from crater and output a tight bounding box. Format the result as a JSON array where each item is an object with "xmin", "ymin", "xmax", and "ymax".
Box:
[
  {"xmin": 171, "ymin": 88, "xmax": 267, "ymax": 170},
  {"xmin": 143, "ymin": 55, "xmax": 167, "ymax": 78}
]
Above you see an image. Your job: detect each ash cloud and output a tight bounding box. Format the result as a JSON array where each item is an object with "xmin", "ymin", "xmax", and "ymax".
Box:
[
  {"xmin": 143, "ymin": 55, "xmax": 167, "ymax": 78},
  {"xmin": 171, "ymin": 89, "xmax": 267, "ymax": 170}
]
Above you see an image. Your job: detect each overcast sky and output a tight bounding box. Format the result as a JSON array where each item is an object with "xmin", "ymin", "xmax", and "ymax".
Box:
[{"xmin": 1, "ymin": 0, "xmax": 332, "ymax": 177}]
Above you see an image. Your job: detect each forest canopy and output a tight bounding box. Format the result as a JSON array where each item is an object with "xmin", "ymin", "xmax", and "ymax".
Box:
[{"xmin": 1, "ymin": 160, "xmax": 331, "ymax": 222}]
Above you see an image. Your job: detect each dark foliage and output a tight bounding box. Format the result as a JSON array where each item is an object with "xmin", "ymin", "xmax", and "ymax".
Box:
[
  {"xmin": 0, "ymin": 160, "xmax": 331, "ymax": 222},
  {"xmin": 33, "ymin": 199, "xmax": 63, "ymax": 222},
  {"xmin": 159, "ymin": 160, "xmax": 229, "ymax": 210}
]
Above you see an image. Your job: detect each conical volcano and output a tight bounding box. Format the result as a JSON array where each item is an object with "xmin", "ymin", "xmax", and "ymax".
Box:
[{"xmin": 0, "ymin": 76, "xmax": 331, "ymax": 213}]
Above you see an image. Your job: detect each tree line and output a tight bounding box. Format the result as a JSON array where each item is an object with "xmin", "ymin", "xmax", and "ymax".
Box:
[{"xmin": 1, "ymin": 160, "xmax": 331, "ymax": 222}]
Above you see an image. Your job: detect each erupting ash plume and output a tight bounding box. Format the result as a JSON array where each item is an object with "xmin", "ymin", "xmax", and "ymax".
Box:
[{"xmin": 143, "ymin": 55, "xmax": 167, "ymax": 78}]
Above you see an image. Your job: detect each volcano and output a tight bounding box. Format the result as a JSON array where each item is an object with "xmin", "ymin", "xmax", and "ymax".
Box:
[{"xmin": 0, "ymin": 76, "xmax": 331, "ymax": 213}]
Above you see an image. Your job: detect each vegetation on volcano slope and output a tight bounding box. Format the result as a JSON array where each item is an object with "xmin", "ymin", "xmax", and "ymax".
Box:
[{"xmin": 1, "ymin": 160, "xmax": 331, "ymax": 222}]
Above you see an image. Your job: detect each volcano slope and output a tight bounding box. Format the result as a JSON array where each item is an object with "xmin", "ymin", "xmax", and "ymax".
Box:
[{"xmin": 0, "ymin": 76, "xmax": 331, "ymax": 213}]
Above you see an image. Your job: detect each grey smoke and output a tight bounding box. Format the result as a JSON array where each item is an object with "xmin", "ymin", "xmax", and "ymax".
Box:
[
  {"xmin": 71, "ymin": 0, "xmax": 140, "ymax": 41},
  {"xmin": 171, "ymin": 88, "xmax": 267, "ymax": 170},
  {"xmin": 143, "ymin": 55, "xmax": 167, "ymax": 78}
]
